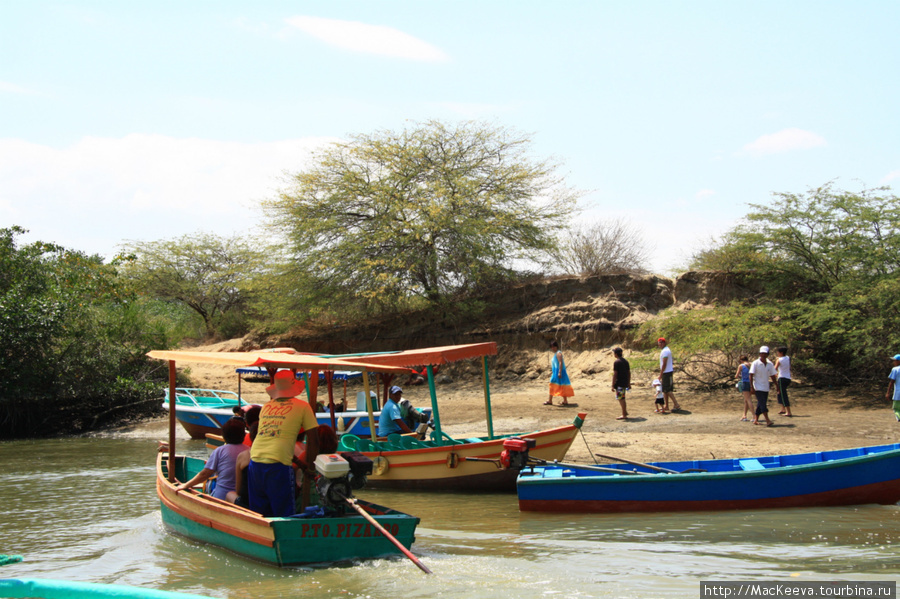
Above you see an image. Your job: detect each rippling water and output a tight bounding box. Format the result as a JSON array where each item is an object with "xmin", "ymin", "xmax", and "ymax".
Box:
[{"xmin": 2, "ymin": 432, "xmax": 898, "ymax": 598}]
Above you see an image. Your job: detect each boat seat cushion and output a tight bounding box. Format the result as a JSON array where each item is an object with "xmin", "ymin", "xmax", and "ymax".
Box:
[{"xmin": 739, "ymin": 458, "xmax": 765, "ymax": 471}]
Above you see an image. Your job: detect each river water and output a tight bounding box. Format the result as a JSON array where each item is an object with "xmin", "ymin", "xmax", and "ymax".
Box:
[{"xmin": 1, "ymin": 428, "xmax": 899, "ymax": 599}]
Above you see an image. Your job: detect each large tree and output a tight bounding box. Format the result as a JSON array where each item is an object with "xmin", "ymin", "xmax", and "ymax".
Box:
[
  {"xmin": 691, "ymin": 182, "xmax": 900, "ymax": 293},
  {"xmin": 119, "ymin": 232, "xmax": 264, "ymax": 338},
  {"xmin": 265, "ymin": 120, "xmax": 580, "ymax": 308},
  {"xmin": 659, "ymin": 182, "xmax": 900, "ymax": 386}
]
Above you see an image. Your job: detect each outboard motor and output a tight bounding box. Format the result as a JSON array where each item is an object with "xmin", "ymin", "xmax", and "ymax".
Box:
[
  {"xmin": 313, "ymin": 452, "xmax": 374, "ymax": 511},
  {"xmin": 499, "ymin": 437, "xmax": 537, "ymax": 470}
]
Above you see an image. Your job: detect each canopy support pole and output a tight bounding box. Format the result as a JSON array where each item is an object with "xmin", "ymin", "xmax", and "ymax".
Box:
[
  {"xmin": 426, "ymin": 364, "xmax": 442, "ymax": 443},
  {"xmin": 167, "ymin": 360, "xmax": 177, "ymax": 482},
  {"xmin": 482, "ymin": 356, "xmax": 494, "ymax": 439},
  {"xmin": 363, "ymin": 369, "xmax": 377, "ymax": 439}
]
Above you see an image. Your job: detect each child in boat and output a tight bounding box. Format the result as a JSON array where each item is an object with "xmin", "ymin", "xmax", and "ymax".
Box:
[
  {"xmin": 651, "ymin": 378, "xmax": 666, "ymax": 414},
  {"xmin": 175, "ymin": 418, "xmax": 246, "ymax": 500}
]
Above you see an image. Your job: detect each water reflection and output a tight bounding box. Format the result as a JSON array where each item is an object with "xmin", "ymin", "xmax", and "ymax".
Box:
[{"xmin": 1, "ymin": 434, "xmax": 899, "ymax": 599}]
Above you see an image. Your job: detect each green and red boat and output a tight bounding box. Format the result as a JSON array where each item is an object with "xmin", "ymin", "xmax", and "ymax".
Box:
[{"xmin": 150, "ymin": 350, "xmax": 425, "ymax": 568}]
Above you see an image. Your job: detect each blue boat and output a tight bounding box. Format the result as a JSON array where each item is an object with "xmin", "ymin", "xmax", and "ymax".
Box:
[
  {"xmin": 162, "ymin": 387, "xmax": 249, "ymax": 439},
  {"xmin": 516, "ymin": 443, "xmax": 900, "ymax": 513},
  {"xmin": 163, "ymin": 382, "xmax": 425, "ymax": 439}
]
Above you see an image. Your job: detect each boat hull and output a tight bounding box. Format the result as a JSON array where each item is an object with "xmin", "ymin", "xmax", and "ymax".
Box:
[
  {"xmin": 156, "ymin": 452, "xmax": 419, "ymax": 566},
  {"xmin": 359, "ymin": 420, "xmax": 583, "ymax": 492},
  {"xmin": 517, "ymin": 443, "xmax": 900, "ymax": 513}
]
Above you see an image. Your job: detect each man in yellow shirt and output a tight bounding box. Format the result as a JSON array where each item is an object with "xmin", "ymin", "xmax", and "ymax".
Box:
[{"xmin": 248, "ymin": 370, "xmax": 320, "ymax": 517}]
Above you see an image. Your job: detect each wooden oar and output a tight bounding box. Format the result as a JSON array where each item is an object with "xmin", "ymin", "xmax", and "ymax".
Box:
[
  {"xmin": 340, "ymin": 495, "xmax": 432, "ymax": 574},
  {"xmin": 594, "ymin": 452, "xmax": 679, "ymax": 474}
]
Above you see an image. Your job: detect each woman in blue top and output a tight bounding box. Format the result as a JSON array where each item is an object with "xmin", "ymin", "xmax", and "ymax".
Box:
[
  {"xmin": 545, "ymin": 341, "xmax": 574, "ymax": 406},
  {"xmin": 734, "ymin": 354, "xmax": 753, "ymax": 421}
]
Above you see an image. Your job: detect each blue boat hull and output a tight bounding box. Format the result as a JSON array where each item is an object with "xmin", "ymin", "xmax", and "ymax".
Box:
[{"xmin": 517, "ymin": 443, "xmax": 900, "ymax": 513}]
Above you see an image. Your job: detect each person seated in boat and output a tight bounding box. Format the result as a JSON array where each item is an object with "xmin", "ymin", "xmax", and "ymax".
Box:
[
  {"xmin": 227, "ymin": 421, "xmax": 258, "ymax": 508},
  {"xmin": 292, "ymin": 424, "xmax": 339, "ymax": 504},
  {"xmin": 241, "ymin": 405, "xmax": 261, "ymax": 446},
  {"xmin": 248, "ymin": 370, "xmax": 320, "ymax": 517},
  {"xmin": 175, "ymin": 418, "xmax": 247, "ymax": 500},
  {"xmin": 293, "ymin": 424, "xmax": 339, "ymax": 473},
  {"xmin": 399, "ymin": 397, "xmax": 430, "ymax": 432},
  {"xmin": 377, "ymin": 386, "xmax": 414, "ymax": 437}
]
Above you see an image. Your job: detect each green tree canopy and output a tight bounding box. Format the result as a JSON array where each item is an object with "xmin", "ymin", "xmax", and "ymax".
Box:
[
  {"xmin": 659, "ymin": 182, "xmax": 900, "ymax": 387},
  {"xmin": 265, "ymin": 120, "xmax": 580, "ymax": 309},
  {"xmin": 691, "ymin": 182, "xmax": 900, "ymax": 294},
  {"xmin": 118, "ymin": 232, "xmax": 264, "ymax": 338},
  {"xmin": 0, "ymin": 227, "xmax": 171, "ymax": 438}
]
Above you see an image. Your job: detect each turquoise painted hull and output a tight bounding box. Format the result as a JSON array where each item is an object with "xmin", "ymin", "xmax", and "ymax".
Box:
[
  {"xmin": 0, "ymin": 578, "xmax": 214, "ymax": 599},
  {"xmin": 157, "ymin": 453, "xmax": 420, "ymax": 567}
]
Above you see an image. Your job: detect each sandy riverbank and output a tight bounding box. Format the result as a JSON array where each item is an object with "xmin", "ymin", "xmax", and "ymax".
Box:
[{"xmin": 166, "ymin": 344, "xmax": 898, "ymax": 465}]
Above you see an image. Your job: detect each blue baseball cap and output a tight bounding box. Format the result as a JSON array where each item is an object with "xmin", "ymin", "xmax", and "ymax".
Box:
[{"xmin": 892, "ymin": 354, "xmax": 900, "ymax": 361}]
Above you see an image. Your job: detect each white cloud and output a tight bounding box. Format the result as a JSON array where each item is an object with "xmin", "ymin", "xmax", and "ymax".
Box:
[
  {"xmin": 0, "ymin": 80, "xmax": 36, "ymax": 95},
  {"xmin": 285, "ymin": 15, "xmax": 448, "ymax": 62},
  {"xmin": 741, "ymin": 128, "xmax": 826, "ymax": 157},
  {"xmin": 695, "ymin": 189, "xmax": 716, "ymax": 199},
  {"xmin": 0, "ymin": 134, "xmax": 337, "ymax": 256},
  {"xmin": 881, "ymin": 170, "xmax": 900, "ymax": 184}
]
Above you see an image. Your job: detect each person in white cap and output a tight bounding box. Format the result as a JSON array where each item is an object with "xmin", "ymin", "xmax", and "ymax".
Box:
[
  {"xmin": 377, "ymin": 385, "xmax": 413, "ymax": 437},
  {"xmin": 749, "ymin": 346, "xmax": 777, "ymax": 426},
  {"xmin": 248, "ymin": 370, "xmax": 319, "ymax": 517}
]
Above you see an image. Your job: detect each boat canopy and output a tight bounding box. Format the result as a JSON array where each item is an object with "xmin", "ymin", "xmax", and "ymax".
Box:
[{"xmin": 331, "ymin": 343, "xmax": 497, "ymax": 368}]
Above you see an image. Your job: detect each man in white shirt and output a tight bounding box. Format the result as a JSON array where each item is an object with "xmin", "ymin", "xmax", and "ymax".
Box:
[
  {"xmin": 657, "ymin": 337, "xmax": 681, "ymax": 411},
  {"xmin": 749, "ymin": 345, "xmax": 777, "ymax": 427}
]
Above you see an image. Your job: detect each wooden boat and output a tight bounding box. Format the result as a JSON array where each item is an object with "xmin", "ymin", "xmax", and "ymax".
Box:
[
  {"xmin": 0, "ymin": 578, "xmax": 215, "ymax": 599},
  {"xmin": 153, "ymin": 343, "xmax": 584, "ymax": 493},
  {"xmin": 162, "ymin": 387, "xmax": 248, "ymax": 439},
  {"xmin": 156, "ymin": 450, "xmax": 420, "ymax": 566},
  {"xmin": 321, "ymin": 343, "xmax": 584, "ymax": 491},
  {"xmin": 149, "ymin": 350, "xmax": 426, "ymax": 568},
  {"xmin": 335, "ymin": 416, "xmax": 584, "ymax": 491},
  {"xmin": 516, "ymin": 443, "xmax": 900, "ymax": 513}
]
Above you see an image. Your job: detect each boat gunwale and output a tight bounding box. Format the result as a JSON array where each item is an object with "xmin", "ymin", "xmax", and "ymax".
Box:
[{"xmin": 518, "ymin": 443, "xmax": 900, "ymax": 486}]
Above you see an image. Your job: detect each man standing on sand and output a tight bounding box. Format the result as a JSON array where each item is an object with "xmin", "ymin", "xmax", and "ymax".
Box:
[
  {"xmin": 657, "ymin": 337, "xmax": 681, "ymax": 411},
  {"xmin": 749, "ymin": 345, "xmax": 777, "ymax": 427},
  {"xmin": 611, "ymin": 347, "xmax": 630, "ymax": 420},
  {"xmin": 886, "ymin": 354, "xmax": 900, "ymax": 422}
]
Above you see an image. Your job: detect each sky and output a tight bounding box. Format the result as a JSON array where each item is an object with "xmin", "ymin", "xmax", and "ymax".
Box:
[{"xmin": 2, "ymin": 1, "xmax": 898, "ymax": 275}]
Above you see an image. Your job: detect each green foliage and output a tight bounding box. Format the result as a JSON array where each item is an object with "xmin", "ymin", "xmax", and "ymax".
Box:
[
  {"xmin": 636, "ymin": 303, "xmax": 802, "ymax": 388},
  {"xmin": 0, "ymin": 227, "xmax": 179, "ymax": 438},
  {"xmin": 118, "ymin": 232, "xmax": 266, "ymax": 338},
  {"xmin": 265, "ymin": 120, "xmax": 580, "ymax": 313},
  {"xmin": 665, "ymin": 182, "xmax": 900, "ymax": 388},
  {"xmin": 690, "ymin": 182, "xmax": 900, "ymax": 296}
]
